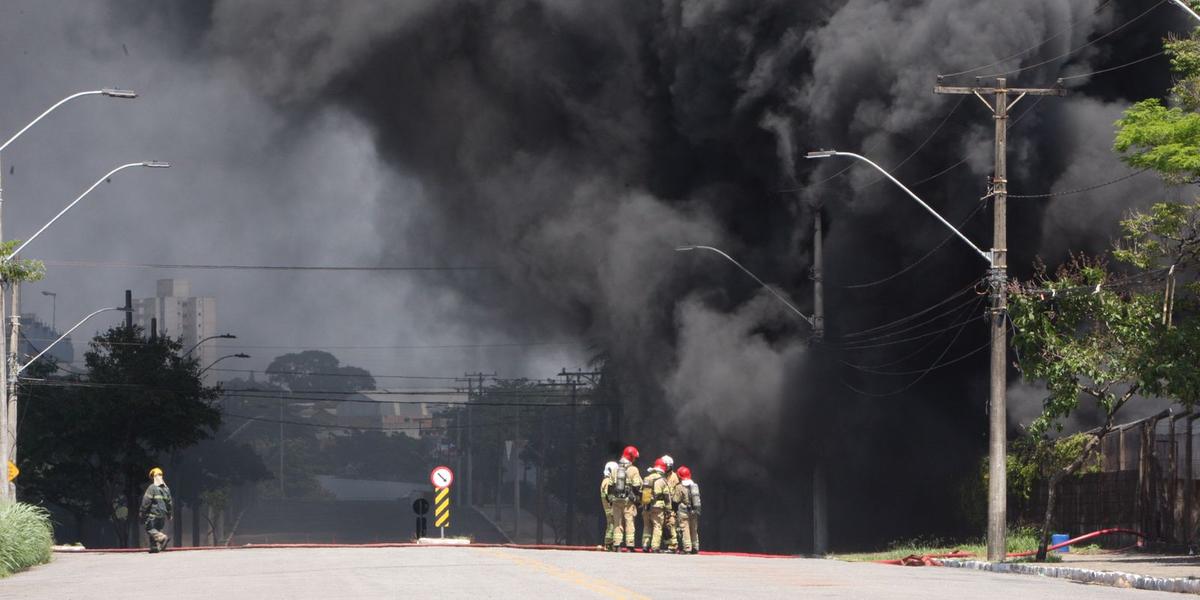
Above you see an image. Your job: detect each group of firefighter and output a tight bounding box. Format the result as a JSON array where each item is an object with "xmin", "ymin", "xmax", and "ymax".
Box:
[{"xmin": 600, "ymin": 445, "xmax": 701, "ymax": 553}]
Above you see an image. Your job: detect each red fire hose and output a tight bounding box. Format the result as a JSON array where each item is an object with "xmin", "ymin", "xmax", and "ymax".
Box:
[{"xmin": 876, "ymin": 528, "xmax": 1146, "ymax": 566}]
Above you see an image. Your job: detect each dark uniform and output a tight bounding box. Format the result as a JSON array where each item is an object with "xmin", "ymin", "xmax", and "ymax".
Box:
[{"xmin": 139, "ymin": 482, "xmax": 173, "ymax": 552}]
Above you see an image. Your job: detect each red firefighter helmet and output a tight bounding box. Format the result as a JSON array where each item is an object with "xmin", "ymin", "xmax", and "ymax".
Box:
[
  {"xmin": 677, "ymin": 466, "xmax": 692, "ymax": 481},
  {"xmin": 622, "ymin": 445, "xmax": 640, "ymax": 462},
  {"xmin": 653, "ymin": 458, "xmax": 667, "ymax": 472}
]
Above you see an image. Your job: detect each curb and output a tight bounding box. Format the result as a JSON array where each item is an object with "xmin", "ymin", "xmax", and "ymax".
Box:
[{"xmin": 940, "ymin": 559, "xmax": 1200, "ymax": 595}]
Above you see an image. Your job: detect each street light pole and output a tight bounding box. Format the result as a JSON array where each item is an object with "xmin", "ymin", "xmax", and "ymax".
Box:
[
  {"xmin": 14, "ymin": 307, "xmax": 131, "ymax": 376},
  {"xmin": 40, "ymin": 291, "xmax": 55, "ymax": 332},
  {"xmin": 0, "ymin": 160, "xmax": 168, "ymax": 498},
  {"xmin": 0, "ymin": 88, "xmax": 137, "ymax": 502},
  {"xmin": 674, "ymin": 245, "xmax": 817, "ymax": 327},
  {"xmin": 184, "ymin": 333, "xmax": 236, "ymax": 357},
  {"xmin": 198, "ymin": 353, "xmax": 251, "ymax": 377},
  {"xmin": 806, "ymin": 148, "xmax": 1004, "ymax": 558},
  {"xmin": 1172, "ymin": 0, "xmax": 1200, "ymax": 23}
]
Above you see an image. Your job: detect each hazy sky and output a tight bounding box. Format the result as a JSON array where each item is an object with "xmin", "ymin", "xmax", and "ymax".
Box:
[{"xmin": 0, "ymin": 1, "xmax": 585, "ymax": 383}]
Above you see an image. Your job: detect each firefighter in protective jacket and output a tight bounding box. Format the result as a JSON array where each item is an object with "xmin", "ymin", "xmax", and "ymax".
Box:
[
  {"xmin": 600, "ymin": 461, "xmax": 619, "ymax": 550},
  {"xmin": 609, "ymin": 446, "xmax": 642, "ymax": 551}
]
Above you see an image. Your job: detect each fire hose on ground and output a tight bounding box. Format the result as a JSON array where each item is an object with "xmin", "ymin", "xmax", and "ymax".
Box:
[{"xmin": 875, "ymin": 528, "xmax": 1146, "ymax": 566}]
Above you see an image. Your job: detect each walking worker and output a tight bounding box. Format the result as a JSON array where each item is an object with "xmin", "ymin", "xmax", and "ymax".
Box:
[
  {"xmin": 610, "ymin": 445, "xmax": 642, "ymax": 552},
  {"xmin": 600, "ymin": 461, "xmax": 619, "ymax": 550},
  {"xmin": 676, "ymin": 465, "xmax": 700, "ymax": 554},
  {"xmin": 140, "ymin": 467, "xmax": 173, "ymax": 553}
]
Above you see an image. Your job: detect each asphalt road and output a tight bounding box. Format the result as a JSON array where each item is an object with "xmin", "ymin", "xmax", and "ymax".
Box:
[{"xmin": 0, "ymin": 547, "xmax": 1184, "ymax": 600}]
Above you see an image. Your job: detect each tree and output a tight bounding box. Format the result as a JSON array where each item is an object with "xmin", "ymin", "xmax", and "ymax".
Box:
[
  {"xmin": 1007, "ymin": 25, "xmax": 1200, "ymax": 560},
  {"xmin": 21, "ymin": 325, "xmax": 221, "ymax": 547},
  {"xmin": 1115, "ymin": 26, "xmax": 1200, "ymax": 184},
  {"xmin": 265, "ymin": 350, "xmax": 376, "ymax": 393},
  {"xmin": 1008, "ymin": 255, "xmax": 1167, "ymax": 560}
]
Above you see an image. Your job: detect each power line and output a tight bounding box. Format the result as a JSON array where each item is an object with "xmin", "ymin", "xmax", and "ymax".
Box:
[
  {"xmin": 1059, "ymin": 50, "xmax": 1167, "ymax": 82},
  {"xmin": 222, "ymin": 411, "xmax": 568, "ymax": 432},
  {"xmin": 939, "ymin": 0, "xmax": 1115, "ymax": 79},
  {"xmin": 835, "ymin": 278, "xmax": 983, "ymax": 340},
  {"xmin": 22, "ymin": 336, "xmax": 575, "ymax": 352},
  {"xmin": 975, "ymin": 0, "xmax": 1168, "ymax": 80},
  {"xmin": 839, "ymin": 307, "xmax": 982, "ymax": 398},
  {"xmin": 906, "ymin": 95, "xmax": 1046, "ymax": 188},
  {"xmin": 211, "ymin": 368, "xmax": 462, "ymax": 381},
  {"xmin": 838, "ymin": 295, "xmax": 986, "ymax": 360},
  {"xmin": 788, "ymin": 95, "xmax": 966, "ymax": 193},
  {"xmin": 836, "ymin": 292, "xmax": 983, "ymax": 345},
  {"xmin": 837, "ymin": 198, "xmax": 988, "ymax": 289},
  {"xmin": 1009, "ymin": 167, "xmax": 1152, "ymax": 199},
  {"xmin": 39, "ymin": 260, "xmax": 492, "ymax": 272}
]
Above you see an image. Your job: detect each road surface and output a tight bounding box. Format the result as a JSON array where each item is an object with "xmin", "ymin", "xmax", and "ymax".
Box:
[{"xmin": 0, "ymin": 546, "xmax": 1182, "ymax": 599}]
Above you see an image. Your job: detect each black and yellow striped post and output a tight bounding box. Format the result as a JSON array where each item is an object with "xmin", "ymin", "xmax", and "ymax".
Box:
[{"xmin": 434, "ymin": 486, "xmax": 450, "ymax": 534}]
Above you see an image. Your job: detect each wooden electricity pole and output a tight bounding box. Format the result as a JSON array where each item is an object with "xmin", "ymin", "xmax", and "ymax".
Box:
[{"xmin": 935, "ymin": 76, "xmax": 1065, "ymax": 561}]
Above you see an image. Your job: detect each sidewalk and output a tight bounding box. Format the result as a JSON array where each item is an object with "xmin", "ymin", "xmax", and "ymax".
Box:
[
  {"xmin": 940, "ymin": 552, "xmax": 1200, "ymax": 595},
  {"xmin": 1059, "ymin": 552, "xmax": 1199, "ymax": 580}
]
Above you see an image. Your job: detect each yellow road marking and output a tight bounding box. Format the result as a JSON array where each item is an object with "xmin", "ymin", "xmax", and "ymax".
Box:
[{"xmin": 481, "ymin": 548, "xmax": 650, "ymax": 600}]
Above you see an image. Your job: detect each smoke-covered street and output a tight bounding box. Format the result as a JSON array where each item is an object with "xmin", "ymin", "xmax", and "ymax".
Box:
[{"xmin": 1, "ymin": 546, "xmax": 1186, "ymax": 600}]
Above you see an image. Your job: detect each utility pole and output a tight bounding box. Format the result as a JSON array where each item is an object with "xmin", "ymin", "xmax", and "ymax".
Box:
[
  {"xmin": 456, "ymin": 372, "xmax": 495, "ymax": 508},
  {"xmin": 0, "ymin": 151, "xmax": 8, "ymax": 503},
  {"xmin": 6, "ymin": 281, "xmax": 19, "ymax": 500},
  {"xmin": 553, "ymin": 369, "xmax": 600, "ymax": 546},
  {"xmin": 935, "ymin": 76, "xmax": 1065, "ymax": 561},
  {"xmin": 811, "ymin": 203, "xmax": 828, "ymax": 556}
]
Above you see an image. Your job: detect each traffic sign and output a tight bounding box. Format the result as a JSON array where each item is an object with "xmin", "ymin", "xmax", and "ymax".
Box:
[
  {"xmin": 412, "ymin": 498, "xmax": 430, "ymax": 516},
  {"xmin": 434, "ymin": 486, "xmax": 450, "ymax": 529},
  {"xmin": 430, "ymin": 465, "xmax": 454, "ymax": 489},
  {"xmin": 6, "ymin": 461, "xmax": 16, "ymax": 482}
]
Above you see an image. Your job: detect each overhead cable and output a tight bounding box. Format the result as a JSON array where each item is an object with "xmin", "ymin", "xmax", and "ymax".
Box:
[
  {"xmin": 1009, "ymin": 168, "xmax": 1152, "ymax": 199},
  {"xmin": 838, "ymin": 199, "xmax": 988, "ymax": 289},
  {"xmin": 938, "ymin": 0, "xmax": 1114, "ymax": 79},
  {"xmin": 975, "ymin": 0, "xmax": 1168, "ymax": 80},
  {"xmin": 40, "ymin": 260, "xmax": 492, "ymax": 272}
]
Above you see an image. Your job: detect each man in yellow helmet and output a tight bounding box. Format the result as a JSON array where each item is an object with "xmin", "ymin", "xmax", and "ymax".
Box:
[{"xmin": 139, "ymin": 467, "xmax": 173, "ymax": 553}]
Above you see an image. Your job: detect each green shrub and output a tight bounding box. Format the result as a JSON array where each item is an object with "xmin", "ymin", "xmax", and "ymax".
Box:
[{"xmin": 0, "ymin": 502, "xmax": 54, "ymax": 577}]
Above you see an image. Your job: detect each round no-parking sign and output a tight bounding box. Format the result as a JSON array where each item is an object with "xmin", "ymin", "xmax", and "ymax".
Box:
[{"xmin": 430, "ymin": 465, "xmax": 454, "ymax": 489}]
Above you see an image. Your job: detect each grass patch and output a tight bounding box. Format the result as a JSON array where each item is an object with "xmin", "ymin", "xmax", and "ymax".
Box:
[
  {"xmin": 0, "ymin": 502, "xmax": 54, "ymax": 577},
  {"xmin": 832, "ymin": 528, "xmax": 1063, "ymax": 563}
]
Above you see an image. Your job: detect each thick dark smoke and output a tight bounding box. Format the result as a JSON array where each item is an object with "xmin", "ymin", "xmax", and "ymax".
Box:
[
  {"xmin": 3, "ymin": 0, "xmax": 1188, "ymax": 550},
  {"xmin": 199, "ymin": 0, "xmax": 1186, "ymax": 550}
]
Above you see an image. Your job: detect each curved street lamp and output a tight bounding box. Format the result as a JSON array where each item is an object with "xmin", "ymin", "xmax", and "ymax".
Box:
[
  {"xmin": 674, "ymin": 244, "xmax": 815, "ymax": 327},
  {"xmin": 0, "ymin": 89, "xmax": 138, "ymax": 154},
  {"xmin": 14, "ymin": 306, "xmax": 131, "ymax": 376},
  {"xmin": 199, "ymin": 353, "xmax": 251, "ymax": 376},
  {"xmin": 4, "ymin": 161, "xmax": 170, "ymax": 261},
  {"xmin": 805, "ymin": 150, "xmax": 993, "ymax": 265},
  {"xmin": 1172, "ymin": 0, "xmax": 1200, "ymax": 23},
  {"xmin": 184, "ymin": 333, "xmax": 236, "ymax": 357},
  {"xmin": 0, "ymin": 89, "xmax": 138, "ymax": 502}
]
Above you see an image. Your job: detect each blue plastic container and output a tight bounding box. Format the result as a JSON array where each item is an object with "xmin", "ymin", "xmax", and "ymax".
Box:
[{"xmin": 1050, "ymin": 533, "xmax": 1070, "ymax": 553}]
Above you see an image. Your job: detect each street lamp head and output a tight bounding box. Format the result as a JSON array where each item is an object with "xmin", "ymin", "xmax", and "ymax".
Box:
[
  {"xmin": 674, "ymin": 245, "xmax": 698, "ymax": 252},
  {"xmin": 101, "ymin": 88, "xmax": 138, "ymax": 99},
  {"xmin": 805, "ymin": 150, "xmax": 836, "ymax": 159},
  {"xmin": 141, "ymin": 160, "xmax": 170, "ymax": 168},
  {"xmin": 116, "ymin": 307, "xmax": 134, "ymax": 312},
  {"xmin": 41, "ymin": 291, "xmax": 55, "ymax": 297},
  {"xmin": 233, "ymin": 353, "xmax": 251, "ymax": 359},
  {"xmin": 218, "ymin": 333, "xmax": 236, "ymax": 339}
]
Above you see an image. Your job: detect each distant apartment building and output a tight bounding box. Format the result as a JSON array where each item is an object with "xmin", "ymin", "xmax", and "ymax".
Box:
[
  {"xmin": 132, "ymin": 279, "xmax": 218, "ymax": 381},
  {"xmin": 18, "ymin": 314, "xmax": 73, "ymax": 367}
]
